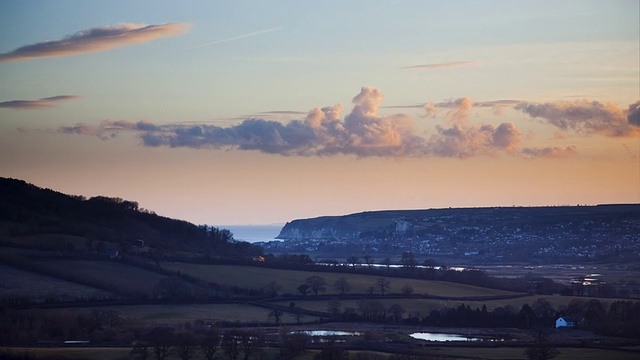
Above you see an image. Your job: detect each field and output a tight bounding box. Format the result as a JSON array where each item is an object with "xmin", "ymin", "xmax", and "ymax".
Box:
[
  {"xmin": 4, "ymin": 346, "xmax": 639, "ymax": 360},
  {"xmin": 161, "ymin": 263, "xmax": 517, "ymax": 298},
  {"xmin": 36, "ymin": 302, "xmax": 307, "ymax": 326},
  {"xmin": 0, "ymin": 265, "xmax": 114, "ymax": 301},
  {"xmin": 38, "ymin": 259, "xmax": 171, "ymax": 295}
]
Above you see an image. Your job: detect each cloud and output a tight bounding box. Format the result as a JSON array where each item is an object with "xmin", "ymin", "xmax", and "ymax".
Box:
[
  {"xmin": 401, "ymin": 61, "xmax": 480, "ymax": 70},
  {"xmin": 0, "ymin": 23, "xmax": 190, "ymax": 62},
  {"xmin": 58, "ymin": 88, "xmax": 599, "ymax": 160},
  {"xmin": 423, "ymin": 97, "xmax": 522, "ymax": 158},
  {"xmin": 521, "ymin": 145, "xmax": 578, "ymax": 159},
  {"xmin": 59, "ymin": 119, "xmax": 159, "ymax": 140},
  {"xmin": 515, "ymin": 99, "xmax": 639, "ymax": 137},
  {"xmin": 0, "ymin": 95, "xmax": 80, "ymax": 109},
  {"xmin": 139, "ymin": 88, "xmax": 429, "ymax": 157}
]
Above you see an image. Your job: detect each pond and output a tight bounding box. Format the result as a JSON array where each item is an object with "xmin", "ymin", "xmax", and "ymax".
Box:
[{"xmin": 409, "ymin": 332, "xmax": 483, "ymax": 342}]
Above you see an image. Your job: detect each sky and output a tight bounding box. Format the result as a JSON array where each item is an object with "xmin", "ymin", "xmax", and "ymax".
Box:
[{"xmin": 0, "ymin": 0, "xmax": 639, "ymax": 226}]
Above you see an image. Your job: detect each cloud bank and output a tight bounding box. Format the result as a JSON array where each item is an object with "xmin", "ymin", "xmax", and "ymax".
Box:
[
  {"xmin": 0, "ymin": 95, "xmax": 80, "ymax": 109},
  {"xmin": 0, "ymin": 23, "xmax": 190, "ymax": 62},
  {"xmin": 50, "ymin": 87, "xmax": 638, "ymax": 159}
]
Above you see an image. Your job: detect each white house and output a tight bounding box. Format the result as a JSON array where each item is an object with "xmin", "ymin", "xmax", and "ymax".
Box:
[{"xmin": 555, "ymin": 316, "xmax": 577, "ymax": 328}]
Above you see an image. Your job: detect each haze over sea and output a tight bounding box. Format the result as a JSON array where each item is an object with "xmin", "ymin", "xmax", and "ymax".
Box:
[{"xmin": 221, "ymin": 224, "xmax": 283, "ymax": 243}]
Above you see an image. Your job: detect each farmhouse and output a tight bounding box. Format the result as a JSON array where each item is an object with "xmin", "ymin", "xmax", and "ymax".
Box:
[{"xmin": 555, "ymin": 316, "xmax": 580, "ymax": 328}]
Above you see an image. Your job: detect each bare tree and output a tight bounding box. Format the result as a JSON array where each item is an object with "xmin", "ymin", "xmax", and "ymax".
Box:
[
  {"xmin": 145, "ymin": 327, "xmax": 174, "ymax": 360},
  {"xmin": 297, "ymin": 284, "xmax": 310, "ymax": 296},
  {"xmin": 268, "ymin": 308, "xmax": 284, "ymax": 324},
  {"xmin": 363, "ymin": 255, "xmax": 375, "ymax": 269},
  {"xmin": 174, "ymin": 332, "xmax": 198, "ymax": 360},
  {"xmin": 264, "ymin": 281, "xmax": 282, "ymax": 297},
  {"xmin": 388, "ymin": 304, "xmax": 406, "ymax": 322},
  {"xmin": 525, "ymin": 327, "xmax": 560, "ymax": 360},
  {"xmin": 200, "ymin": 328, "xmax": 221, "ymax": 360},
  {"xmin": 222, "ymin": 330, "xmax": 242, "ymax": 360},
  {"xmin": 305, "ymin": 275, "xmax": 327, "ymax": 296},
  {"xmin": 401, "ymin": 284, "xmax": 414, "ymax": 296},
  {"xmin": 333, "ymin": 277, "xmax": 351, "ymax": 296},
  {"xmin": 328, "ymin": 298, "xmax": 341, "ymax": 319},
  {"xmin": 240, "ymin": 330, "xmax": 265, "ymax": 360},
  {"xmin": 346, "ymin": 256, "xmax": 359, "ymax": 269},
  {"xmin": 375, "ymin": 278, "xmax": 391, "ymax": 295},
  {"xmin": 400, "ymin": 252, "xmax": 417, "ymax": 270}
]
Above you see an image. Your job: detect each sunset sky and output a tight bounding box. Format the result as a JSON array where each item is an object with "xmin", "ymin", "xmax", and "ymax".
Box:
[{"xmin": 1, "ymin": 0, "xmax": 639, "ymax": 226}]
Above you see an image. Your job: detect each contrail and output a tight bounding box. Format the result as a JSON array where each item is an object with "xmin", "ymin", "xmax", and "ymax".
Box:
[{"xmin": 190, "ymin": 27, "xmax": 281, "ymax": 49}]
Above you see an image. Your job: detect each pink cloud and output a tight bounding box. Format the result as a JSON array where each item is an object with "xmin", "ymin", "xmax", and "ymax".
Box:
[
  {"xmin": 0, "ymin": 23, "xmax": 190, "ymax": 62},
  {"xmin": 0, "ymin": 95, "xmax": 80, "ymax": 109}
]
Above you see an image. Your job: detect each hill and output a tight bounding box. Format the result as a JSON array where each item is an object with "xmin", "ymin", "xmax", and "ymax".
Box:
[
  {"xmin": 272, "ymin": 205, "xmax": 640, "ymax": 263},
  {"xmin": 0, "ymin": 177, "xmax": 261, "ymax": 258}
]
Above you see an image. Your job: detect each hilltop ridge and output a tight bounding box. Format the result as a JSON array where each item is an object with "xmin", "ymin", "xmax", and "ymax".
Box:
[{"xmin": 271, "ymin": 205, "xmax": 640, "ymax": 263}]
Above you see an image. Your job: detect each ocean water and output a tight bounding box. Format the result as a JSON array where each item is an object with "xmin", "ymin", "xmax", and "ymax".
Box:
[{"xmin": 221, "ymin": 224, "xmax": 283, "ymax": 243}]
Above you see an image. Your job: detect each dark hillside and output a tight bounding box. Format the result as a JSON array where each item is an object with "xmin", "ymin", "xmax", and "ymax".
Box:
[{"xmin": 0, "ymin": 177, "xmax": 261, "ymax": 257}]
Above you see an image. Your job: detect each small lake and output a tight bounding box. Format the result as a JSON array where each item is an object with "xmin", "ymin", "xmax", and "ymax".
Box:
[{"xmin": 409, "ymin": 332, "xmax": 482, "ymax": 342}]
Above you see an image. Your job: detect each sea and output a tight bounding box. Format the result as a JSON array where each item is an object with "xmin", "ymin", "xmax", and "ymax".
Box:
[{"xmin": 220, "ymin": 224, "xmax": 283, "ymax": 243}]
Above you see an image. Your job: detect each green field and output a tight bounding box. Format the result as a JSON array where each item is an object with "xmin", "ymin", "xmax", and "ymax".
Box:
[
  {"xmin": 161, "ymin": 263, "xmax": 517, "ymax": 298},
  {"xmin": 38, "ymin": 259, "xmax": 171, "ymax": 295},
  {"xmin": 38, "ymin": 302, "xmax": 309, "ymax": 326},
  {"xmin": 0, "ymin": 265, "xmax": 114, "ymax": 301}
]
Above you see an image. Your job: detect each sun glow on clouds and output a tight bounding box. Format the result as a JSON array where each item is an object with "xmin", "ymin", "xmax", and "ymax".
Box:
[{"xmin": 50, "ymin": 87, "xmax": 639, "ymax": 160}]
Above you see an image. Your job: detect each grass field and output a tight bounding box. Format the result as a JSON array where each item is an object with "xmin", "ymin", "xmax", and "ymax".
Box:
[
  {"xmin": 0, "ymin": 265, "xmax": 114, "ymax": 301},
  {"xmin": 37, "ymin": 302, "xmax": 310, "ymax": 326},
  {"xmin": 161, "ymin": 263, "xmax": 517, "ymax": 298},
  {"xmin": 38, "ymin": 259, "xmax": 170, "ymax": 295}
]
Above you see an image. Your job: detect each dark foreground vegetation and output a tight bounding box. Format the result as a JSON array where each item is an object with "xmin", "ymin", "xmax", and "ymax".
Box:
[{"xmin": 1, "ymin": 178, "xmax": 639, "ymax": 359}]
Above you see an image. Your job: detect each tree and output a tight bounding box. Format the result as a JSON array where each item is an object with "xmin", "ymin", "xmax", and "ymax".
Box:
[
  {"xmin": 382, "ymin": 257, "xmax": 392, "ymax": 271},
  {"xmin": 524, "ymin": 327, "xmax": 560, "ymax": 360},
  {"xmin": 264, "ymin": 281, "xmax": 282, "ymax": 297},
  {"xmin": 145, "ymin": 327, "xmax": 174, "ymax": 360},
  {"xmin": 313, "ymin": 339, "xmax": 349, "ymax": 360},
  {"xmin": 297, "ymin": 284, "xmax": 311, "ymax": 297},
  {"xmin": 174, "ymin": 332, "xmax": 198, "ymax": 360},
  {"xmin": 200, "ymin": 328, "xmax": 221, "ymax": 360},
  {"xmin": 129, "ymin": 342, "xmax": 149, "ymax": 360},
  {"xmin": 222, "ymin": 330, "xmax": 242, "ymax": 360},
  {"xmin": 333, "ymin": 277, "xmax": 351, "ymax": 296},
  {"xmin": 346, "ymin": 256, "xmax": 359, "ymax": 268},
  {"xmin": 239, "ymin": 330, "xmax": 264, "ymax": 360},
  {"xmin": 280, "ymin": 327, "xmax": 309, "ymax": 358},
  {"xmin": 305, "ymin": 276, "xmax": 327, "ymax": 296},
  {"xmin": 268, "ymin": 308, "xmax": 284, "ymax": 324},
  {"xmin": 400, "ymin": 252, "xmax": 417, "ymax": 270},
  {"xmin": 363, "ymin": 255, "xmax": 375, "ymax": 269},
  {"xmin": 328, "ymin": 298, "xmax": 341, "ymax": 319},
  {"xmin": 401, "ymin": 284, "xmax": 414, "ymax": 296},
  {"xmin": 375, "ymin": 278, "xmax": 391, "ymax": 295},
  {"xmin": 388, "ymin": 304, "xmax": 406, "ymax": 322}
]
